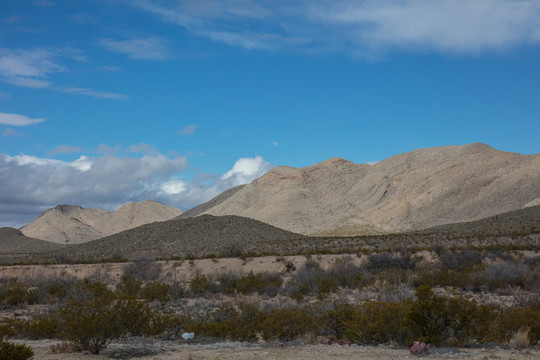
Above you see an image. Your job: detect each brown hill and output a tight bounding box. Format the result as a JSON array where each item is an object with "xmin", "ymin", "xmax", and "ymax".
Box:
[
  {"xmin": 40, "ymin": 215, "xmax": 305, "ymax": 262},
  {"xmin": 20, "ymin": 200, "xmax": 183, "ymax": 244},
  {"xmin": 181, "ymin": 143, "xmax": 540, "ymax": 235}
]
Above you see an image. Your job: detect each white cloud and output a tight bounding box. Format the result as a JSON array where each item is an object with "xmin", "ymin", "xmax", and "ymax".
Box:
[
  {"xmin": 133, "ymin": 0, "xmax": 540, "ymax": 56},
  {"xmin": 0, "ymin": 112, "xmax": 45, "ymax": 126},
  {"xmin": 99, "ymin": 37, "xmax": 171, "ymax": 60},
  {"xmin": 0, "ymin": 48, "xmax": 63, "ymax": 88},
  {"xmin": 60, "ymin": 87, "xmax": 128, "ymax": 100},
  {"xmin": 272, "ymin": 141, "xmax": 278, "ymax": 147},
  {"xmin": 161, "ymin": 179, "xmax": 187, "ymax": 195},
  {"xmin": 308, "ymin": 0, "xmax": 540, "ymax": 55},
  {"xmin": 367, "ymin": 160, "xmax": 379, "ymax": 165},
  {"xmin": 221, "ymin": 156, "xmax": 273, "ymax": 186},
  {"xmin": 179, "ymin": 124, "xmax": 198, "ymax": 135},
  {"xmin": 0, "ymin": 150, "xmax": 273, "ymax": 227}
]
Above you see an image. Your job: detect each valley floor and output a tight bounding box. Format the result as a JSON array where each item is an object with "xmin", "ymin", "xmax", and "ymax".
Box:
[{"xmin": 22, "ymin": 339, "xmax": 540, "ymax": 360}]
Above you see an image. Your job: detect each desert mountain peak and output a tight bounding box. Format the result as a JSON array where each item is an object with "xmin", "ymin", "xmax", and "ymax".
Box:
[
  {"xmin": 21, "ymin": 200, "xmax": 183, "ymax": 244},
  {"xmin": 181, "ymin": 143, "xmax": 540, "ymax": 235}
]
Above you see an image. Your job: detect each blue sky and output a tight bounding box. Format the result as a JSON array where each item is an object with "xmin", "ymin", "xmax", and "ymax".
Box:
[{"xmin": 1, "ymin": 0, "xmax": 540, "ymax": 227}]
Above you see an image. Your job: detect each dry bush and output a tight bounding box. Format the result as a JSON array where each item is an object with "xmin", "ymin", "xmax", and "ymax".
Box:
[
  {"xmin": 509, "ymin": 327, "xmax": 531, "ymax": 350},
  {"xmin": 125, "ymin": 257, "xmax": 162, "ymax": 281}
]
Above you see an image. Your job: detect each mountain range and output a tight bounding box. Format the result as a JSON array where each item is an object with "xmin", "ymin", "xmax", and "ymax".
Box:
[
  {"xmin": 20, "ymin": 200, "xmax": 183, "ymax": 243},
  {"xmin": 15, "ymin": 143, "xmax": 540, "ymax": 243},
  {"xmin": 180, "ymin": 143, "xmax": 540, "ymax": 235}
]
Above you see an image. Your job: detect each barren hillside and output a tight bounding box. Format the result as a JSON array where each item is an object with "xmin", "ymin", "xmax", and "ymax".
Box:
[
  {"xmin": 21, "ymin": 200, "xmax": 183, "ymax": 243},
  {"xmin": 181, "ymin": 143, "xmax": 540, "ymax": 235}
]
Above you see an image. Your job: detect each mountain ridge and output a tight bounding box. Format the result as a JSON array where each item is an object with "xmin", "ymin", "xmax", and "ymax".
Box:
[
  {"xmin": 21, "ymin": 200, "xmax": 183, "ymax": 244},
  {"xmin": 180, "ymin": 143, "xmax": 540, "ymax": 235}
]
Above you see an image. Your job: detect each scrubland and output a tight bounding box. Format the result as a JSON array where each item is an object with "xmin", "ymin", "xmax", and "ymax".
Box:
[{"xmin": 1, "ymin": 244, "xmax": 540, "ymax": 359}]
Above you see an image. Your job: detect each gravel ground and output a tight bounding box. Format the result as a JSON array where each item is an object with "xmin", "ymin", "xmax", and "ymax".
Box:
[{"xmin": 24, "ymin": 339, "xmax": 540, "ymax": 360}]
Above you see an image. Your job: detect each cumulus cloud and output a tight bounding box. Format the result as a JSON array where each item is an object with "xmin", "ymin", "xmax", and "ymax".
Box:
[
  {"xmin": 179, "ymin": 124, "xmax": 198, "ymax": 135},
  {"xmin": 221, "ymin": 156, "xmax": 273, "ymax": 186},
  {"xmin": 99, "ymin": 37, "xmax": 171, "ymax": 60},
  {"xmin": 133, "ymin": 0, "xmax": 540, "ymax": 56},
  {"xmin": 0, "ymin": 112, "xmax": 45, "ymax": 126},
  {"xmin": 0, "ymin": 150, "xmax": 273, "ymax": 227}
]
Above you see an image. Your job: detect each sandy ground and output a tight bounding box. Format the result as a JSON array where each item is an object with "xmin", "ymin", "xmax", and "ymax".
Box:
[
  {"xmin": 0, "ymin": 254, "xmax": 367, "ymax": 285},
  {"xmin": 22, "ymin": 339, "xmax": 540, "ymax": 360}
]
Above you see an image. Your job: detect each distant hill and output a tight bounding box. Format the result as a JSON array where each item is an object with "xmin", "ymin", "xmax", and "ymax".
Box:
[
  {"xmin": 0, "ymin": 227, "xmax": 64, "ymax": 263},
  {"xmin": 180, "ymin": 143, "xmax": 540, "ymax": 235},
  {"xmin": 21, "ymin": 200, "xmax": 183, "ymax": 244},
  {"xmin": 41, "ymin": 215, "xmax": 305, "ymax": 262}
]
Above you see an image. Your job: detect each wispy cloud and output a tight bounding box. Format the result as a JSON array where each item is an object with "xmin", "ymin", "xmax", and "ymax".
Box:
[
  {"xmin": 133, "ymin": 0, "xmax": 540, "ymax": 56},
  {"xmin": 60, "ymin": 87, "xmax": 128, "ymax": 100},
  {"xmin": 0, "ymin": 48, "xmax": 63, "ymax": 88},
  {"xmin": 308, "ymin": 0, "xmax": 540, "ymax": 55},
  {"xmin": 0, "ymin": 92, "xmax": 11, "ymax": 99},
  {"xmin": 48, "ymin": 145, "xmax": 86, "ymax": 155},
  {"xmin": 0, "ymin": 112, "xmax": 45, "ymax": 126},
  {"xmin": 2, "ymin": 128, "xmax": 22, "ymax": 137},
  {"xmin": 179, "ymin": 124, "xmax": 198, "ymax": 135},
  {"xmin": 99, "ymin": 36, "xmax": 171, "ymax": 60}
]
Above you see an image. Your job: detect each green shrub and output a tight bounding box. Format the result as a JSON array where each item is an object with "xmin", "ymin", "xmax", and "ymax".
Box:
[
  {"xmin": 58, "ymin": 281, "xmax": 154, "ymax": 354},
  {"xmin": 140, "ymin": 282, "xmax": 170, "ymax": 302},
  {"xmin": 259, "ymin": 307, "xmax": 314, "ymax": 341},
  {"xmin": 344, "ymin": 301, "xmax": 411, "ymax": 345},
  {"xmin": 115, "ymin": 275, "xmax": 142, "ymax": 299},
  {"xmin": 497, "ymin": 304, "xmax": 540, "ymax": 344},
  {"xmin": 189, "ymin": 275, "xmax": 213, "ymax": 295},
  {"xmin": 26, "ymin": 314, "xmax": 62, "ymax": 339},
  {"xmin": 0, "ymin": 341, "xmax": 34, "ymax": 360},
  {"xmin": 236, "ymin": 272, "xmax": 282, "ymax": 296},
  {"xmin": 406, "ymin": 286, "xmax": 496, "ymax": 346}
]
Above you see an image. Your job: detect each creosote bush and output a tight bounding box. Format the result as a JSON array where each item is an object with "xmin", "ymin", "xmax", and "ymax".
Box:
[{"xmin": 0, "ymin": 341, "xmax": 34, "ymax": 360}]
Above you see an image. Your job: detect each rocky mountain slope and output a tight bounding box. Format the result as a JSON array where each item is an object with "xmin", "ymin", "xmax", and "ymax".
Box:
[
  {"xmin": 21, "ymin": 200, "xmax": 183, "ymax": 243},
  {"xmin": 181, "ymin": 143, "xmax": 540, "ymax": 235},
  {"xmin": 40, "ymin": 215, "xmax": 305, "ymax": 262}
]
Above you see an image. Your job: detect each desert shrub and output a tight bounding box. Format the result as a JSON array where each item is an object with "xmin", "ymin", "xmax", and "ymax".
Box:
[
  {"xmin": 319, "ymin": 302, "xmax": 356, "ymax": 339},
  {"xmin": 140, "ymin": 282, "xmax": 171, "ymax": 303},
  {"xmin": 259, "ymin": 307, "xmax": 315, "ymax": 341},
  {"xmin": 124, "ymin": 256, "xmax": 162, "ymax": 281},
  {"xmin": 25, "ymin": 313, "xmax": 62, "ymax": 339},
  {"xmin": 287, "ymin": 260, "xmax": 338, "ymax": 299},
  {"xmin": 189, "ymin": 275, "xmax": 214, "ymax": 295},
  {"xmin": 236, "ymin": 272, "xmax": 282, "ymax": 296},
  {"xmin": 406, "ymin": 286, "xmax": 496, "ymax": 346},
  {"xmin": 481, "ymin": 262, "xmax": 529, "ymax": 290},
  {"xmin": 496, "ymin": 304, "xmax": 540, "ymax": 344},
  {"xmin": 439, "ymin": 250, "xmax": 482, "ymax": 270},
  {"xmin": 58, "ymin": 281, "xmax": 155, "ymax": 354},
  {"xmin": 343, "ymin": 301, "xmax": 411, "ymax": 345},
  {"xmin": 414, "ymin": 268, "xmax": 483, "ymax": 290},
  {"xmin": 329, "ymin": 256, "xmax": 365, "ymax": 288},
  {"xmin": 115, "ymin": 275, "xmax": 142, "ymax": 299},
  {"xmin": 0, "ymin": 279, "xmax": 35, "ymax": 306},
  {"xmin": 187, "ymin": 302, "xmax": 261, "ymax": 341},
  {"xmin": 215, "ymin": 273, "xmax": 239, "ymax": 294},
  {"xmin": 366, "ymin": 253, "xmax": 416, "ymax": 272},
  {"xmin": 0, "ymin": 341, "xmax": 34, "ymax": 360},
  {"xmin": 141, "ymin": 311, "xmax": 181, "ymax": 336},
  {"xmin": 378, "ymin": 269, "xmax": 415, "ymax": 302}
]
